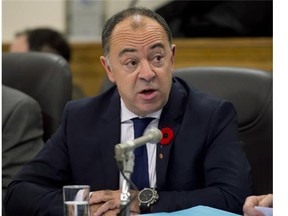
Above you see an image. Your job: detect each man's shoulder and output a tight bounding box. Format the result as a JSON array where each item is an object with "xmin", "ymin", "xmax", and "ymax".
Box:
[
  {"xmin": 2, "ymin": 85, "xmax": 42, "ymax": 127},
  {"xmin": 66, "ymin": 87, "xmax": 119, "ymax": 113},
  {"xmin": 3, "ymin": 85, "xmax": 37, "ymax": 105},
  {"xmin": 2, "ymin": 85, "xmax": 41, "ymax": 114}
]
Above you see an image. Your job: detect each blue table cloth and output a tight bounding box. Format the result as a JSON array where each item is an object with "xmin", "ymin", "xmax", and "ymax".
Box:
[{"xmin": 143, "ymin": 205, "xmax": 241, "ymax": 216}]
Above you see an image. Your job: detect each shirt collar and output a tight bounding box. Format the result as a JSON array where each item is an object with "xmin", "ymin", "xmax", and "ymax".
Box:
[{"xmin": 120, "ymin": 98, "xmax": 162, "ymax": 123}]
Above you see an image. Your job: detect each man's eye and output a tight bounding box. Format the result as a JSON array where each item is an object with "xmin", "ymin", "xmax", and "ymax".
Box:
[
  {"xmin": 152, "ymin": 55, "xmax": 164, "ymax": 65},
  {"xmin": 130, "ymin": 60, "xmax": 137, "ymax": 66},
  {"xmin": 156, "ymin": 56, "xmax": 163, "ymax": 61},
  {"xmin": 126, "ymin": 60, "xmax": 138, "ymax": 67}
]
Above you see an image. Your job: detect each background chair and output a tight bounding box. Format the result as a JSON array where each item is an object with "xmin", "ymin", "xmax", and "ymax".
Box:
[
  {"xmin": 173, "ymin": 66, "xmax": 272, "ymax": 195},
  {"xmin": 2, "ymin": 52, "xmax": 72, "ymax": 141}
]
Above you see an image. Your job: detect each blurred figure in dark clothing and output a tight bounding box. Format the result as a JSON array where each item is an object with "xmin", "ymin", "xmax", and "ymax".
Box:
[
  {"xmin": 10, "ymin": 27, "xmax": 84, "ymax": 99},
  {"xmin": 155, "ymin": 0, "xmax": 272, "ymax": 37},
  {"xmin": 10, "ymin": 28, "xmax": 71, "ymax": 62}
]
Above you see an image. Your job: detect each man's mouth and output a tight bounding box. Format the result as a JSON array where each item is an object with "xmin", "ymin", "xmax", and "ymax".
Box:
[
  {"xmin": 139, "ymin": 88, "xmax": 158, "ymax": 100},
  {"xmin": 140, "ymin": 89, "xmax": 155, "ymax": 94}
]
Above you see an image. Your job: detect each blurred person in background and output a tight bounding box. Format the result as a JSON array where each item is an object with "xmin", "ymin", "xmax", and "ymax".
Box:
[
  {"xmin": 2, "ymin": 85, "xmax": 44, "ymax": 215},
  {"xmin": 9, "ymin": 27, "xmax": 84, "ymax": 99},
  {"xmin": 10, "ymin": 28, "xmax": 70, "ymax": 61}
]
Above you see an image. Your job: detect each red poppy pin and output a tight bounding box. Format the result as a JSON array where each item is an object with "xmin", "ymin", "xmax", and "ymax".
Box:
[{"xmin": 160, "ymin": 127, "xmax": 174, "ymax": 145}]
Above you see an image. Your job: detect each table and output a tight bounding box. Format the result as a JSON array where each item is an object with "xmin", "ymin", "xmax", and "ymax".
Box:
[{"xmin": 143, "ymin": 205, "xmax": 240, "ymax": 216}]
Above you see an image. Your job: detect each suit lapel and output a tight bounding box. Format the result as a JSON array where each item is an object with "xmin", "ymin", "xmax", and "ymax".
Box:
[
  {"xmin": 99, "ymin": 90, "xmax": 121, "ymax": 189},
  {"xmin": 156, "ymin": 80, "xmax": 186, "ymax": 189}
]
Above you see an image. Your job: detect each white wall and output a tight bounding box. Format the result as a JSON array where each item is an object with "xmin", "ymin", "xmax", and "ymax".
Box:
[
  {"xmin": 104, "ymin": 0, "xmax": 172, "ymax": 20},
  {"xmin": 2, "ymin": 0, "xmax": 172, "ymax": 43},
  {"xmin": 2, "ymin": 0, "xmax": 66, "ymax": 43}
]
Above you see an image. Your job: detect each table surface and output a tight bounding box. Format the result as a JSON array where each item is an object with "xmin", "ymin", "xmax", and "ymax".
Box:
[{"xmin": 143, "ymin": 205, "xmax": 240, "ymax": 216}]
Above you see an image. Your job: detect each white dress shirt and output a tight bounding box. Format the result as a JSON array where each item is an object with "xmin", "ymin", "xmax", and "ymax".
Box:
[{"xmin": 119, "ymin": 99, "xmax": 162, "ymax": 189}]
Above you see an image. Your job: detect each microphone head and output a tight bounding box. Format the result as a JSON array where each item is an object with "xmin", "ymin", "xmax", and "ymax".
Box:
[
  {"xmin": 114, "ymin": 128, "xmax": 163, "ymax": 162},
  {"xmin": 147, "ymin": 128, "xmax": 163, "ymax": 143}
]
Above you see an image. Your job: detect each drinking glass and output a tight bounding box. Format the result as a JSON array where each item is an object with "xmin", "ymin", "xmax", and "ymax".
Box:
[{"xmin": 63, "ymin": 185, "xmax": 90, "ymax": 216}]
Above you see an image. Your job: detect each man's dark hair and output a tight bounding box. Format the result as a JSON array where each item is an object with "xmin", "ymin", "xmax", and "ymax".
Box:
[
  {"xmin": 17, "ymin": 28, "xmax": 71, "ymax": 62},
  {"xmin": 101, "ymin": 7, "xmax": 172, "ymax": 57}
]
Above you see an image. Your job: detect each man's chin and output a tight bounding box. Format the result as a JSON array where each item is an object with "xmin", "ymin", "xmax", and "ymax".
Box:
[{"xmin": 135, "ymin": 103, "xmax": 163, "ymax": 116}]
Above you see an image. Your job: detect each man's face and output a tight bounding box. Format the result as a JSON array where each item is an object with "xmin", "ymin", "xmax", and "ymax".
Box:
[
  {"xmin": 9, "ymin": 34, "xmax": 29, "ymax": 53},
  {"xmin": 101, "ymin": 15, "xmax": 176, "ymax": 116}
]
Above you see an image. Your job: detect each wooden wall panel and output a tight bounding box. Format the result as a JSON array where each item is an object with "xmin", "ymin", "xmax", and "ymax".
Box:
[
  {"xmin": 69, "ymin": 42, "xmax": 104, "ymax": 97},
  {"xmin": 173, "ymin": 38, "xmax": 272, "ymax": 71},
  {"xmin": 2, "ymin": 37, "xmax": 272, "ymax": 97}
]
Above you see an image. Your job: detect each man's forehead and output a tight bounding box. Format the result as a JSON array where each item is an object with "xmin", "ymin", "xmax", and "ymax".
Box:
[
  {"xmin": 111, "ymin": 31, "xmax": 168, "ymax": 55},
  {"xmin": 108, "ymin": 15, "xmax": 169, "ymax": 55}
]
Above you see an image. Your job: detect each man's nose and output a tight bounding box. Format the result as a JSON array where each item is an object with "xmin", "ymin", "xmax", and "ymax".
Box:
[{"xmin": 138, "ymin": 60, "xmax": 155, "ymax": 81}]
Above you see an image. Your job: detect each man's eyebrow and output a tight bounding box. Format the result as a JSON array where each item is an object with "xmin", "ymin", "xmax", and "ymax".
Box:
[
  {"xmin": 118, "ymin": 43, "xmax": 164, "ymax": 57},
  {"xmin": 149, "ymin": 43, "xmax": 165, "ymax": 50},
  {"xmin": 119, "ymin": 48, "xmax": 137, "ymax": 57}
]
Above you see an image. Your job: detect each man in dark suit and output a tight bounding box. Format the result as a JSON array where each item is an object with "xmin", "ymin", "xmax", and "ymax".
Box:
[
  {"xmin": 4, "ymin": 7, "xmax": 252, "ymax": 216},
  {"xmin": 2, "ymin": 85, "xmax": 44, "ymax": 215}
]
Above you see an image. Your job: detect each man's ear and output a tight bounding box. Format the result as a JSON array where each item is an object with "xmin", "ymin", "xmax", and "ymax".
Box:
[
  {"xmin": 100, "ymin": 56, "xmax": 116, "ymax": 83},
  {"xmin": 170, "ymin": 44, "xmax": 176, "ymax": 73},
  {"xmin": 171, "ymin": 44, "xmax": 176, "ymax": 65}
]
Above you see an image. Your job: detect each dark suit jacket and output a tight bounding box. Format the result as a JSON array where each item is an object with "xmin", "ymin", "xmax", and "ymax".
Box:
[{"xmin": 4, "ymin": 78, "xmax": 252, "ymax": 215}]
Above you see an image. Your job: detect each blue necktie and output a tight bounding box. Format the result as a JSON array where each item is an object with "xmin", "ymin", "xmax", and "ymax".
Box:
[{"xmin": 131, "ymin": 117, "xmax": 154, "ymax": 190}]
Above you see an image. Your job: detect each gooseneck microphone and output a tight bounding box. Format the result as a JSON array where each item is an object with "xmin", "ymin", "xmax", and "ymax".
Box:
[
  {"xmin": 114, "ymin": 128, "xmax": 162, "ymax": 161},
  {"xmin": 115, "ymin": 128, "xmax": 162, "ymax": 216}
]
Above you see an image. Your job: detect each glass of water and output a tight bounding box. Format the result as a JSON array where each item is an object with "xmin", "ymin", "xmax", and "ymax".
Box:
[{"xmin": 63, "ymin": 185, "xmax": 90, "ymax": 216}]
